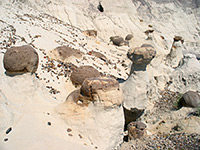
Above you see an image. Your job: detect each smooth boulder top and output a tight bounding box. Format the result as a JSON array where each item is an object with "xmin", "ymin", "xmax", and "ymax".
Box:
[
  {"xmin": 70, "ymin": 66, "xmax": 101, "ymax": 86},
  {"xmin": 3, "ymin": 45, "xmax": 39, "ymax": 73},
  {"xmin": 181, "ymin": 91, "xmax": 200, "ymax": 108},
  {"xmin": 127, "ymin": 45, "xmax": 156, "ymax": 65}
]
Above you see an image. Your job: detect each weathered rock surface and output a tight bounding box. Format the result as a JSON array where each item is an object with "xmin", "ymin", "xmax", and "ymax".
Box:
[
  {"xmin": 3, "ymin": 45, "xmax": 39, "ymax": 74},
  {"xmin": 122, "ymin": 44, "xmax": 156, "ymax": 111},
  {"xmin": 70, "ymin": 66, "xmax": 101, "ymax": 86},
  {"xmin": 165, "ymin": 40, "xmax": 184, "ymax": 68},
  {"xmin": 48, "ymin": 45, "xmax": 83, "ymax": 63},
  {"xmin": 168, "ymin": 54, "xmax": 200, "ymax": 93},
  {"xmin": 180, "ymin": 91, "xmax": 200, "ymax": 108},
  {"xmin": 127, "ymin": 121, "xmax": 147, "ymax": 141},
  {"xmin": 56, "ymin": 77, "xmax": 124, "ymax": 150},
  {"xmin": 80, "ymin": 77, "xmax": 123, "ymax": 107}
]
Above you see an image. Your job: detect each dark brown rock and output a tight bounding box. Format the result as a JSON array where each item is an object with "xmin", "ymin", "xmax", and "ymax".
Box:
[
  {"xmin": 127, "ymin": 121, "xmax": 146, "ymax": 140},
  {"xmin": 127, "ymin": 46, "xmax": 156, "ymax": 65},
  {"xmin": 181, "ymin": 91, "xmax": 200, "ymax": 108},
  {"xmin": 144, "ymin": 29, "xmax": 154, "ymax": 35},
  {"xmin": 128, "ymin": 121, "xmax": 147, "ymax": 130},
  {"xmin": 125, "ymin": 34, "xmax": 133, "ymax": 41},
  {"xmin": 110, "ymin": 36, "xmax": 124, "ymax": 46},
  {"xmin": 174, "ymin": 36, "xmax": 184, "ymax": 43},
  {"xmin": 3, "ymin": 45, "xmax": 39, "ymax": 73},
  {"xmin": 70, "ymin": 66, "xmax": 101, "ymax": 86}
]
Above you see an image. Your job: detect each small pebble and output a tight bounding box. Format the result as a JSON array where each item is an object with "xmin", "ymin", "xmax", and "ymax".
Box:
[
  {"xmin": 47, "ymin": 122, "xmax": 51, "ymax": 126},
  {"xmin": 6, "ymin": 127, "xmax": 12, "ymax": 134},
  {"xmin": 78, "ymin": 134, "xmax": 83, "ymax": 139},
  {"xmin": 67, "ymin": 128, "xmax": 72, "ymax": 132},
  {"xmin": 4, "ymin": 138, "xmax": 8, "ymax": 142}
]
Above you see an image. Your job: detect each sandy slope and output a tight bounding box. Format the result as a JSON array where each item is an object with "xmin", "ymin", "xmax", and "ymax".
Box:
[{"xmin": 0, "ymin": 1, "xmax": 130, "ymax": 150}]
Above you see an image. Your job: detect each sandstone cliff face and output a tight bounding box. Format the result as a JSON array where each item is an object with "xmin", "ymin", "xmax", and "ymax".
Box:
[{"xmin": 20, "ymin": 0, "xmax": 200, "ymax": 52}]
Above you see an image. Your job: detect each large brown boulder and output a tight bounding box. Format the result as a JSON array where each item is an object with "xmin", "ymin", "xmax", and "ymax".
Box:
[
  {"xmin": 70, "ymin": 66, "xmax": 101, "ymax": 86},
  {"xmin": 127, "ymin": 45, "xmax": 156, "ymax": 65},
  {"xmin": 181, "ymin": 91, "xmax": 200, "ymax": 108},
  {"xmin": 3, "ymin": 45, "xmax": 39, "ymax": 73}
]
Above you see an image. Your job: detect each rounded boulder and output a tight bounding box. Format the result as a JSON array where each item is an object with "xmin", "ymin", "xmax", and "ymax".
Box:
[
  {"xmin": 110, "ymin": 36, "xmax": 124, "ymax": 46},
  {"xmin": 127, "ymin": 45, "xmax": 156, "ymax": 65},
  {"xmin": 125, "ymin": 34, "xmax": 133, "ymax": 41},
  {"xmin": 3, "ymin": 45, "xmax": 39, "ymax": 73},
  {"xmin": 181, "ymin": 91, "xmax": 200, "ymax": 108},
  {"xmin": 70, "ymin": 66, "xmax": 101, "ymax": 86}
]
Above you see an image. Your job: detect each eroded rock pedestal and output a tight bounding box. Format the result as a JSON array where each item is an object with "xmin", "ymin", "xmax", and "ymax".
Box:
[
  {"xmin": 122, "ymin": 45, "xmax": 156, "ymax": 125},
  {"xmin": 56, "ymin": 77, "xmax": 124, "ymax": 150},
  {"xmin": 122, "ymin": 45, "xmax": 156, "ymax": 110}
]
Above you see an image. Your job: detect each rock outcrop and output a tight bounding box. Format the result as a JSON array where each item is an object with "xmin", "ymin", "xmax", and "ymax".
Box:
[
  {"xmin": 56, "ymin": 77, "xmax": 124, "ymax": 150},
  {"xmin": 122, "ymin": 44, "xmax": 157, "ymax": 126},
  {"xmin": 165, "ymin": 39, "xmax": 184, "ymax": 68},
  {"xmin": 80, "ymin": 77, "xmax": 123, "ymax": 107},
  {"xmin": 168, "ymin": 54, "xmax": 200, "ymax": 93},
  {"xmin": 3, "ymin": 45, "xmax": 39, "ymax": 74},
  {"xmin": 70, "ymin": 66, "xmax": 101, "ymax": 87}
]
